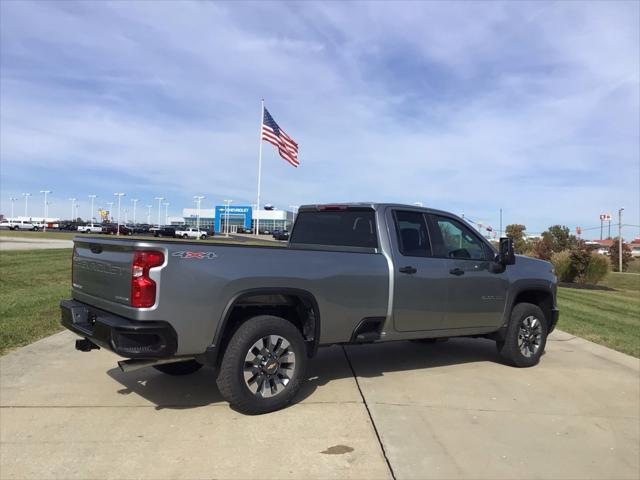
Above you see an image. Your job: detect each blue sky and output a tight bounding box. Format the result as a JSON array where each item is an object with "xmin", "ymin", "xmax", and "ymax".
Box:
[{"xmin": 1, "ymin": 1, "xmax": 638, "ymax": 237}]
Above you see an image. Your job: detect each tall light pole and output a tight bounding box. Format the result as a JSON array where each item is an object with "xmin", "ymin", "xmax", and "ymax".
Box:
[
  {"xmin": 146, "ymin": 205, "xmax": 152, "ymax": 225},
  {"xmin": 106, "ymin": 202, "xmax": 114, "ymax": 222},
  {"xmin": 223, "ymin": 199, "xmax": 232, "ymax": 236},
  {"xmin": 288, "ymin": 205, "xmax": 299, "ymax": 230},
  {"xmin": 88, "ymin": 195, "xmax": 97, "ymax": 226},
  {"xmin": 74, "ymin": 200, "xmax": 80, "ymax": 222},
  {"xmin": 40, "ymin": 190, "xmax": 51, "ymax": 231},
  {"xmin": 618, "ymin": 208, "xmax": 624, "ymax": 272},
  {"xmin": 9, "ymin": 197, "xmax": 17, "ymax": 219},
  {"xmin": 114, "ymin": 193, "xmax": 125, "ymax": 235},
  {"xmin": 68, "ymin": 198, "xmax": 76, "ymax": 222},
  {"xmin": 131, "ymin": 198, "xmax": 138, "ymax": 225},
  {"xmin": 22, "ymin": 193, "xmax": 31, "ymax": 218},
  {"xmin": 154, "ymin": 197, "xmax": 164, "ymax": 227},
  {"xmin": 193, "ymin": 195, "xmax": 205, "ymax": 233},
  {"xmin": 163, "ymin": 202, "xmax": 170, "ymax": 226}
]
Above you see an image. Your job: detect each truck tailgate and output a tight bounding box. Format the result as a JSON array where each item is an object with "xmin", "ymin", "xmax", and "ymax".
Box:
[{"xmin": 72, "ymin": 239, "xmax": 135, "ymax": 305}]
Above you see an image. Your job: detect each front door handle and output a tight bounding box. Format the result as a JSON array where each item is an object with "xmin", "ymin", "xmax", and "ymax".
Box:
[
  {"xmin": 399, "ymin": 266, "xmax": 417, "ymax": 274},
  {"xmin": 449, "ymin": 267, "xmax": 465, "ymax": 276}
]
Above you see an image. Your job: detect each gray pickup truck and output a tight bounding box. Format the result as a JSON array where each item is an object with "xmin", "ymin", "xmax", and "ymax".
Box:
[{"xmin": 61, "ymin": 203, "xmax": 559, "ymax": 414}]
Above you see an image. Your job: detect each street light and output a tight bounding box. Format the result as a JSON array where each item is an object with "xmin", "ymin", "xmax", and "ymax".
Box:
[
  {"xmin": 131, "ymin": 198, "xmax": 139, "ymax": 225},
  {"xmin": 223, "ymin": 199, "xmax": 232, "ymax": 237},
  {"xmin": 9, "ymin": 197, "xmax": 17, "ymax": 219},
  {"xmin": 106, "ymin": 202, "xmax": 114, "ymax": 222},
  {"xmin": 113, "ymin": 193, "xmax": 125, "ymax": 235},
  {"xmin": 288, "ymin": 205, "xmax": 299, "ymax": 230},
  {"xmin": 163, "ymin": 202, "xmax": 170, "ymax": 226},
  {"xmin": 40, "ymin": 190, "xmax": 51, "ymax": 231},
  {"xmin": 154, "ymin": 197, "xmax": 164, "ymax": 227},
  {"xmin": 146, "ymin": 205, "xmax": 152, "ymax": 225},
  {"xmin": 68, "ymin": 198, "xmax": 76, "ymax": 222},
  {"xmin": 193, "ymin": 195, "xmax": 205, "ymax": 234},
  {"xmin": 22, "ymin": 193, "xmax": 31, "ymax": 218},
  {"xmin": 88, "ymin": 195, "xmax": 97, "ymax": 226}
]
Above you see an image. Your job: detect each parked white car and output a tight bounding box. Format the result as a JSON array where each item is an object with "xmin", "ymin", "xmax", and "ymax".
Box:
[
  {"xmin": 77, "ymin": 225, "xmax": 104, "ymax": 233},
  {"xmin": 9, "ymin": 220, "xmax": 39, "ymax": 231},
  {"xmin": 175, "ymin": 227, "xmax": 207, "ymax": 239}
]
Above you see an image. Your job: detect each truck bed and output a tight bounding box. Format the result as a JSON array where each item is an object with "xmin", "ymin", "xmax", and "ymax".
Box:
[{"xmin": 71, "ymin": 236, "xmax": 389, "ymax": 355}]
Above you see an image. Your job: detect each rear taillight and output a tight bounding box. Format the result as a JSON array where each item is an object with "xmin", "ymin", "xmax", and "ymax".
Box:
[{"xmin": 131, "ymin": 250, "xmax": 164, "ymax": 308}]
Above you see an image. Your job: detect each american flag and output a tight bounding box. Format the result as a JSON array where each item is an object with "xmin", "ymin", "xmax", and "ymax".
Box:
[{"xmin": 261, "ymin": 108, "xmax": 299, "ymax": 167}]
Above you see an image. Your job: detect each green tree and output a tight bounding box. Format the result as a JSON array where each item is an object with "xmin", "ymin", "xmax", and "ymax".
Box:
[
  {"xmin": 542, "ymin": 225, "xmax": 577, "ymax": 253},
  {"xmin": 505, "ymin": 224, "xmax": 527, "ymax": 254},
  {"xmin": 609, "ymin": 238, "xmax": 632, "ymax": 272}
]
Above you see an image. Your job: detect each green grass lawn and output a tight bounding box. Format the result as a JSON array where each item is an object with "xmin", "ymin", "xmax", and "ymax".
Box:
[
  {"xmin": 0, "ymin": 249, "xmax": 70, "ymax": 355},
  {"xmin": 557, "ymin": 272, "xmax": 640, "ymax": 357}
]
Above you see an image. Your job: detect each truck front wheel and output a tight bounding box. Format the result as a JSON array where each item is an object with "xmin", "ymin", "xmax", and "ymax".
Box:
[
  {"xmin": 497, "ymin": 302, "xmax": 548, "ymax": 367},
  {"xmin": 217, "ymin": 315, "xmax": 307, "ymax": 414}
]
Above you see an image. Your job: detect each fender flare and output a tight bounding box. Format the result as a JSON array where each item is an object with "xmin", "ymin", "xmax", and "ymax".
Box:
[{"xmin": 211, "ymin": 287, "xmax": 322, "ymax": 358}]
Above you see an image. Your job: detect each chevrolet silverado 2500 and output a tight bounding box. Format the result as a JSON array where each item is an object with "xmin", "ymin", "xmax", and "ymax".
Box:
[{"xmin": 60, "ymin": 203, "xmax": 559, "ymax": 414}]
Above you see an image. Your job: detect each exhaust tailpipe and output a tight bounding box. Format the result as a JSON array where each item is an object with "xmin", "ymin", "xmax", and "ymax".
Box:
[{"xmin": 117, "ymin": 357, "xmax": 194, "ymax": 373}]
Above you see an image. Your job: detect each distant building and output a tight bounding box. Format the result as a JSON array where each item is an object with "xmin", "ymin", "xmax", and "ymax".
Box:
[{"xmin": 180, "ymin": 205, "xmax": 294, "ymax": 233}]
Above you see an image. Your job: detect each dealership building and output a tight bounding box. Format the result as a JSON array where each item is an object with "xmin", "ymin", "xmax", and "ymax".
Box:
[{"xmin": 180, "ymin": 205, "xmax": 294, "ymax": 233}]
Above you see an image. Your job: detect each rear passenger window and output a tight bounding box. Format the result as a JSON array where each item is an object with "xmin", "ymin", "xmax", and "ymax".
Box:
[
  {"xmin": 290, "ymin": 210, "xmax": 378, "ymax": 248},
  {"xmin": 394, "ymin": 211, "xmax": 431, "ymax": 257}
]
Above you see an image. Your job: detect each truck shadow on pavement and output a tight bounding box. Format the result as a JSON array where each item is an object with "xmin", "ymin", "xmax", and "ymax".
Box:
[{"xmin": 106, "ymin": 337, "xmax": 504, "ymax": 410}]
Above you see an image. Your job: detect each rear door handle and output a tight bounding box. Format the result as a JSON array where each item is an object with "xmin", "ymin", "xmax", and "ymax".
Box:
[
  {"xmin": 449, "ymin": 267, "xmax": 465, "ymax": 276},
  {"xmin": 399, "ymin": 266, "xmax": 417, "ymax": 274}
]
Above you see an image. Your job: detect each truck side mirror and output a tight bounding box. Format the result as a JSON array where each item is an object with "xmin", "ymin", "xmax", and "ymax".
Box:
[{"xmin": 499, "ymin": 237, "xmax": 516, "ymax": 265}]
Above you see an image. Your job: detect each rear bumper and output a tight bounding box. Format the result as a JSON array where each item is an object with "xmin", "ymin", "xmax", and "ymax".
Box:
[{"xmin": 60, "ymin": 299, "xmax": 177, "ymax": 359}]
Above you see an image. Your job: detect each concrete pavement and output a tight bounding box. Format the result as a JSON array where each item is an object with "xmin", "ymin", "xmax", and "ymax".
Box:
[
  {"xmin": 0, "ymin": 236, "xmax": 73, "ymax": 250},
  {"xmin": 1, "ymin": 330, "xmax": 638, "ymax": 479}
]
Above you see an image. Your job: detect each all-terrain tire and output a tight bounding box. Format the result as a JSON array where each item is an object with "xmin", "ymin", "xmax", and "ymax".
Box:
[
  {"xmin": 498, "ymin": 302, "xmax": 548, "ymax": 367},
  {"xmin": 153, "ymin": 359, "xmax": 203, "ymax": 375},
  {"xmin": 216, "ymin": 315, "xmax": 307, "ymax": 415}
]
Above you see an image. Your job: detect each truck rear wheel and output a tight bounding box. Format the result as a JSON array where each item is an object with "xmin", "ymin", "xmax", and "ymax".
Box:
[
  {"xmin": 498, "ymin": 302, "xmax": 548, "ymax": 367},
  {"xmin": 216, "ymin": 315, "xmax": 307, "ymax": 415},
  {"xmin": 153, "ymin": 359, "xmax": 203, "ymax": 376}
]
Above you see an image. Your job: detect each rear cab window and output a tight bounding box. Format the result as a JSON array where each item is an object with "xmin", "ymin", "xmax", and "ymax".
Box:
[{"xmin": 289, "ymin": 208, "xmax": 378, "ymax": 251}]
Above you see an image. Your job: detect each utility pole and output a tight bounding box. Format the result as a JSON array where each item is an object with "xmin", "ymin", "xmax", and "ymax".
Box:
[
  {"xmin": 9, "ymin": 197, "xmax": 17, "ymax": 219},
  {"xmin": 618, "ymin": 208, "xmax": 624, "ymax": 272},
  {"xmin": 114, "ymin": 193, "xmax": 125, "ymax": 235},
  {"xmin": 22, "ymin": 193, "xmax": 31, "ymax": 218},
  {"xmin": 146, "ymin": 205, "xmax": 152, "ymax": 225},
  {"xmin": 193, "ymin": 195, "xmax": 205, "ymax": 233},
  {"xmin": 131, "ymin": 199, "xmax": 138, "ymax": 225},
  {"xmin": 88, "ymin": 195, "xmax": 97, "ymax": 226},
  {"xmin": 163, "ymin": 202, "xmax": 170, "ymax": 226},
  {"xmin": 40, "ymin": 190, "xmax": 51, "ymax": 231},
  {"xmin": 155, "ymin": 197, "xmax": 164, "ymax": 227}
]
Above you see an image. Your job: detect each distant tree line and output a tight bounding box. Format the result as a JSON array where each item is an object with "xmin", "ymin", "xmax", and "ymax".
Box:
[{"xmin": 503, "ymin": 223, "xmax": 633, "ymax": 284}]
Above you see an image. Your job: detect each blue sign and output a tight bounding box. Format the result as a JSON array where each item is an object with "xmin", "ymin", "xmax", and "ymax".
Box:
[{"xmin": 214, "ymin": 205, "xmax": 252, "ymax": 233}]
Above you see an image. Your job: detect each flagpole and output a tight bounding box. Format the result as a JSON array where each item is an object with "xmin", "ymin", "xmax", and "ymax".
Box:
[{"xmin": 255, "ymin": 99, "xmax": 264, "ymax": 235}]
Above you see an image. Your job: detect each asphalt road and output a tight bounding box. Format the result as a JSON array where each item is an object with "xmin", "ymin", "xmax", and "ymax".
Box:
[{"xmin": 1, "ymin": 330, "xmax": 638, "ymax": 479}]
